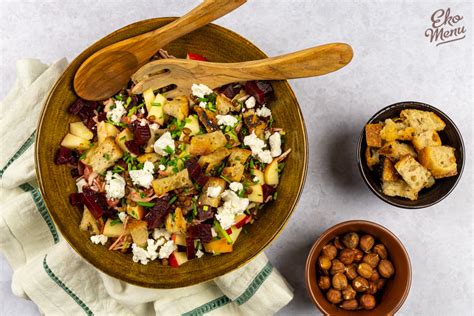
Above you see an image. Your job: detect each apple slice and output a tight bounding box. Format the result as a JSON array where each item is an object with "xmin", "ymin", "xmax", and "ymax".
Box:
[
  {"xmin": 103, "ymin": 219, "xmax": 125, "ymax": 238},
  {"xmin": 235, "ymin": 215, "xmax": 251, "ymax": 229},
  {"xmin": 247, "ymin": 184, "xmax": 264, "ymax": 203},
  {"xmin": 128, "ymin": 219, "xmax": 148, "ymax": 248},
  {"xmin": 97, "ymin": 121, "xmax": 119, "ymax": 143},
  {"xmin": 147, "ymin": 93, "xmax": 166, "ymax": 125},
  {"xmin": 186, "ymin": 52, "xmax": 207, "ymax": 61},
  {"xmin": 61, "ymin": 133, "xmax": 90, "ymax": 150},
  {"xmin": 264, "ymin": 159, "xmax": 279, "ymax": 186},
  {"xmin": 143, "ymin": 88, "xmax": 155, "ymax": 110},
  {"xmin": 70, "ymin": 121, "xmax": 94, "ymax": 140},
  {"xmin": 229, "ymin": 225, "xmax": 242, "ymax": 244},
  {"xmin": 179, "ymin": 115, "xmax": 200, "ymax": 141},
  {"xmin": 169, "ymin": 251, "xmax": 189, "ymax": 267},
  {"xmin": 204, "ymin": 238, "xmax": 233, "ymax": 254},
  {"xmin": 171, "ymin": 233, "xmax": 186, "ymax": 246}
]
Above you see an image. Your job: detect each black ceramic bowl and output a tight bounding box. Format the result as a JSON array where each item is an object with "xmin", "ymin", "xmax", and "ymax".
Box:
[{"xmin": 357, "ymin": 101, "xmax": 465, "ymax": 209}]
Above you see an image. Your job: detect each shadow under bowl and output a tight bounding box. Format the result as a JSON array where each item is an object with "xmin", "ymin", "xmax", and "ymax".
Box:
[{"xmin": 357, "ymin": 101, "xmax": 465, "ymax": 209}]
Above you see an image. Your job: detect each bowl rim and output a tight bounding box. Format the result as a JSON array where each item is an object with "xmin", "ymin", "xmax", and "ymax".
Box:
[
  {"xmin": 357, "ymin": 101, "xmax": 465, "ymax": 209},
  {"xmin": 35, "ymin": 17, "xmax": 308, "ymax": 288},
  {"xmin": 304, "ymin": 220, "xmax": 412, "ymax": 315}
]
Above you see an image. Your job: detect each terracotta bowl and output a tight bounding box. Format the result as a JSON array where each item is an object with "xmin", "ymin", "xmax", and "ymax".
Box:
[
  {"xmin": 35, "ymin": 18, "xmax": 308, "ymax": 288},
  {"xmin": 357, "ymin": 101, "xmax": 465, "ymax": 209},
  {"xmin": 305, "ymin": 220, "xmax": 411, "ymax": 315}
]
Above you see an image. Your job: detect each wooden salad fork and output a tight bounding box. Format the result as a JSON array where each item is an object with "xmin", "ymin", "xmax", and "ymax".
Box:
[
  {"xmin": 74, "ymin": 0, "xmax": 246, "ymax": 101},
  {"xmin": 131, "ymin": 43, "xmax": 354, "ymax": 98}
]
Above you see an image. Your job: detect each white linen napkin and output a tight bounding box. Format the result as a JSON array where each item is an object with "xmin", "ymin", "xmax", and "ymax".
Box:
[{"xmin": 0, "ymin": 58, "xmax": 293, "ymax": 316}]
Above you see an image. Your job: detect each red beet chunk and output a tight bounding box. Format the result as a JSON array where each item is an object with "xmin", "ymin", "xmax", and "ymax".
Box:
[
  {"xmin": 85, "ymin": 117, "xmax": 97, "ymax": 130},
  {"xmin": 82, "ymin": 194, "xmax": 103, "ymax": 218},
  {"xmin": 125, "ymin": 140, "xmax": 140, "ymax": 155},
  {"xmin": 186, "ymin": 237, "xmax": 196, "ymax": 260},
  {"xmin": 196, "ymin": 174, "xmax": 209, "ymax": 187},
  {"xmin": 70, "ymin": 168, "xmax": 80, "ymax": 177},
  {"xmin": 68, "ymin": 99, "xmax": 85, "ymax": 115},
  {"xmin": 134, "ymin": 125, "xmax": 151, "ymax": 145},
  {"xmin": 69, "ymin": 193, "xmax": 84, "ymax": 206},
  {"xmin": 97, "ymin": 112, "xmax": 107, "ymax": 122},
  {"xmin": 262, "ymin": 184, "xmax": 276, "ymax": 201},
  {"xmin": 244, "ymin": 81, "xmax": 273, "ymax": 104},
  {"xmin": 70, "ymin": 99, "xmax": 98, "ymax": 120},
  {"xmin": 221, "ymin": 84, "xmax": 241, "ymax": 99},
  {"xmin": 77, "ymin": 161, "xmax": 85, "ymax": 176},
  {"xmin": 197, "ymin": 206, "xmax": 215, "ymax": 221},
  {"xmin": 145, "ymin": 197, "xmax": 171, "ymax": 229},
  {"xmin": 82, "ymin": 187, "xmax": 108, "ymax": 219},
  {"xmin": 186, "ymin": 159, "xmax": 201, "ymax": 179},
  {"xmin": 116, "ymin": 159, "xmax": 128, "ymax": 171},
  {"xmin": 187, "ymin": 223, "xmax": 212, "ymax": 243},
  {"xmin": 55, "ymin": 147, "xmax": 72, "ymax": 165}
]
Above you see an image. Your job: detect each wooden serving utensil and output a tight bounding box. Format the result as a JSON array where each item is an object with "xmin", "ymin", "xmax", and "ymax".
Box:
[
  {"xmin": 74, "ymin": 0, "xmax": 246, "ymax": 101},
  {"xmin": 131, "ymin": 43, "xmax": 354, "ymax": 97}
]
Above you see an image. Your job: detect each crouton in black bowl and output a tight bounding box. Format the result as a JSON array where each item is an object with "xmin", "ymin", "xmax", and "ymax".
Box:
[{"xmin": 357, "ymin": 101, "xmax": 465, "ymax": 209}]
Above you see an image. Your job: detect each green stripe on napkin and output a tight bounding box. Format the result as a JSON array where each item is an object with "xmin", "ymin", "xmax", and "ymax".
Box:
[{"xmin": 0, "ymin": 131, "xmax": 36, "ymax": 178}]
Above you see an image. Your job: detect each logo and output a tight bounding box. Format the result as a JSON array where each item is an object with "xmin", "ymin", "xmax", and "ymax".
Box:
[{"xmin": 425, "ymin": 8, "xmax": 467, "ymax": 46}]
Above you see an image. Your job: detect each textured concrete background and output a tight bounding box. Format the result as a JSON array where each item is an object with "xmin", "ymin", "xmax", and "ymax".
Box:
[{"xmin": 1, "ymin": 0, "xmax": 472, "ymax": 315}]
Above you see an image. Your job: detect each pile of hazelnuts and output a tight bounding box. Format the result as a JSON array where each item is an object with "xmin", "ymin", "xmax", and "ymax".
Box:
[{"xmin": 317, "ymin": 232, "xmax": 395, "ymax": 311}]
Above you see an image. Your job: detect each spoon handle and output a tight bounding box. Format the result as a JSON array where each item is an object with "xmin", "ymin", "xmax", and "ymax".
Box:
[
  {"xmin": 146, "ymin": 0, "xmax": 246, "ymax": 49},
  {"xmin": 218, "ymin": 43, "xmax": 353, "ymax": 82}
]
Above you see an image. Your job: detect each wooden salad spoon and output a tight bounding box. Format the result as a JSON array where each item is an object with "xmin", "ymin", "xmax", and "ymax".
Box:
[
  {"xmin": 74, "ymin": 0, "xmax": 246, "ymax": 101},
  {"xmin": 131, "ymin": 43, "xmax": 354, "ymax": 97}
]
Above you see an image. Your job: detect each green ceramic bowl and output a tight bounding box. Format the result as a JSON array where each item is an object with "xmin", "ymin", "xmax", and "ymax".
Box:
[{"xmin": 36, "ymin": 18, "xmax": 308, "ymax": 288}]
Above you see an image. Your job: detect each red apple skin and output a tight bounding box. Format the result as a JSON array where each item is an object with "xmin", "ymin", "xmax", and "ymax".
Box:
[
  {"xmin": 169, "ymin": 253, "xmax": 179, "ymax": 268},
  {"xmin": 235, "ymin": 215, "xmax": 252, "ymax": 229},
  {"xmin": 186, "ymin": 52, "xmax": 207, "ymax": 61}
]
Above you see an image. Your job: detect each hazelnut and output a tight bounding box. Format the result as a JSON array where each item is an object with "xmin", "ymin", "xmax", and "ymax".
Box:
[
  {"xmin": 330, "ymin": 259, "xmax": 346, "ymax": 275},
  {"xmin": 363, "ymin": 253, "xmax": 380, "ymax": 268},
  {"xmin": 342, "ymin": 285, "xmax": 357, "ymax": 300},
  {"xmin": 318, "ymin": 276, "xmax": 331, "ymax": 290},
  {"xmin": 378, "ymin": 259, "xmax": 395, "ymax": 278},
  {"xmin": 367, "ymin": 281, "xmax": 378, "ymax": 294},
  {"xmin": 340, "ymin": 299, "xmax": 359, "ymax": 311},
  {"xmin": 322, "ymin": 244, "xmax": 338, "ymax": 260},
  {"xmin": 369, "ymin": 270, "xmax": 380, "ymax": 281},
  {"xmin": 352, "ymin": 276, "xmax": 369, "ymax": 292},
  {"xmin": 326, "ymin": 288, "xmax": 342, "ymax": 304},
  {"xmin": 375, "ymin": 278, "xmax": 386, "ymax": 291},
  {"xmin": 357, "ymin": 263, "xmax": 374, "ymax": 279},
  {"xmin": 318, "ymin": 255, "xmax": 332, "ymax": 270},
  {"xmin": 345, "ymin": 264, "xmax": 358, "ymax": 280},
  {"xmin": 373, "ymin": 244, "xmax": 388, "ymax": 259},
  {"xmin": 333, "ymin": 237, "xmax": 345, "ymax": 250},
  {"xmin": 332, "ymin": 273, "xmax": 348, "ymax": 290},
  {"xmin": 360, "ymin": 294, "xmax": 376, "ymax": 310},
  {"xmin": 338, "ymin": 249, "xmax": 355, "ymax": 265},
  {"xmin": 353, "ymin": 249, "xmax": 364, "ymax": 262},
  {"xmin": 342, "ymin": 232, "xmax": 359, "ymax": 249},
  {"xmin": 359, "ymin": 234, "xmax": 375, "ymax": 252}
]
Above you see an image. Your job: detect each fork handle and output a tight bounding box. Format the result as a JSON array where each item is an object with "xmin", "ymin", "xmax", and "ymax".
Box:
[{"xmin": 216, "ymin": 43, "xmax": 353, "ymax": 83}]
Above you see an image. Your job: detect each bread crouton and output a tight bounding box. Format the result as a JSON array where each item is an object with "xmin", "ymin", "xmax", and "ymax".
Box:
[
  {"xmin": 382, "ymin": 158, "xmax": 399, "ymax": 182},
  {"xmin": 418, "ymin": 146, "xmax": 457, "ymax": 179},
  {"xmin": 83, "ymin": 137, "xmax": 123, "ymax": 174},
  {"xmin": 380, "ymin": 119, "xmax": 416, "ymax": 142},
  {"xmin": 382, "ymin": 180, "xmax": 418, "ymax": 201},
  {"xmin": 412, "ymin": 130, "xmax": 442, "ymax": 152},
  {"xmin": 395, "ymin": 155, "xmax": 432, "ymax": 192},
  {"xmin": 365, "ymin": 147, "xmax": 380, "ymax": 170},
  {"xmin": 365, "ymin": 123, "xmax": 383, "ymax": 147},
  {"xmin": 400, "ymin": 109, "xmax": 446, "ymax": 133},
  {"xmin": 379, "ymin": 141, "xmax": 417, "ymax": 161}
]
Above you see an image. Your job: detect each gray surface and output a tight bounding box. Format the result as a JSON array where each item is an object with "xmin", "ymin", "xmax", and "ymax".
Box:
[{"xmin": 0, "ymin": 1, "xmax": 472, "ymax": 315}]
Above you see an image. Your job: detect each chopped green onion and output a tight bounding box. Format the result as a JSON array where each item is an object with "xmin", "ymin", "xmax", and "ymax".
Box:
[
  {"xmin": 112, "ymin": 165, "xmax": 125, "ymax": 174},
  {"xmin": 213, "ymin": 220, "xmax": 233, "ymax": 244},
  {"xmin": 137, "ymin": 201, "xmax": 155, "ymax": 207},
  {"xmin": 125, "ymin": 96, "xmax": 132, "ymax": 108},
  {"xmin": 220, "ymin": 175, "xmax": 232, "ymax": 183},
  {"xmin": 164, "ymin": 146, "xmax": 174, "ymax": 155},
  {"xmin": 273, "ymin": 192, "xmax": 278, "ymax": 200},
  {"xmin": 79, "ymin": 150, "xmax": 88, "ymax": 160},
  {"xmin": 151, "ymin": 102, "xmax": 161, "ymax": 107},
  {"xmin": 103, "ymin": 153, "xmax": 110, "ymax": 160},
  {"xmin": 110, "ymin": 219, "xmax": 122, "ymax": 226},
  {"xmin": 168, "ymin": 195, "xmax": 177, "ymax": 205},
  {"xmin": 203, "ymin": 205, "xmax": 209, "ymax": 211}
]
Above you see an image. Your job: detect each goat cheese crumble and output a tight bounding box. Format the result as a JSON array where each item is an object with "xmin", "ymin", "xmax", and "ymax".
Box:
[
  {"xmin": 158, "ymin": 164, "xmax": 166, "ymax": 171},
  {"xmin": 229, "ymin": 182, "xmax": 243, "ymax": 193},
  {"xmin": 107, "ymin": 100, "xmax": 126, "ymax": 123},
  {"xmin": 192, "ymin": 83, "xmax": 213, "ymax": 98},
  {"xmin": 132, "ymin": 232, "xmax": 175, "ymax": 265},
  {"xmin": 216, "ymin": 115, "xmax": 238, "ymax": 127},
  {"xmin": 196, "ymin": 249, "xmax": 204, "ymax": 258},
  {"xmin": 105, "ymin": 171, "xmax": 126, "ymax": 199},
  {"xmin": 269, "ymin": 132, "xmax": 282, "ymax": 157},
  {"xmin": 245, "ymin": 96, "xmax": 256, "ymax": 109},
  {"xmin": 159, "ymin": 240, "xmax": 176, "ymax": 259},
  {"xmin": 216, "ymin": 190, "xmax": 249, "ymax": 229},
  {"xmin": 132, "ymin": 243, "xmax": 150, "ymax": 265},
  {"xmin": 207, "ymin": 186, "xmax": 222, "ymax": 198},
  {"xmin": 76, "ymin": 178, "xmax": 87, "ymax": 193},
  {"xmin": 90, "ymin": 234, "xmax": 108, "ymax": 245},
  {"xmin": 154, "ymin": 131, "xmax": 175, "ymax": 156},
  {"xmin": 243, "ymin": 132, "xmax": 273, "ymax": 164},
  {"xmin": 118, "ymin": 212, "xmax": 128, "ymax": 222},
  {"xmin": 256, "ymin": 105, "xmax": 272, "ymax": 118},
  {"xmin": 129, "ymin": 161, "xmax": 155, "ymax": 188}
]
